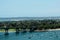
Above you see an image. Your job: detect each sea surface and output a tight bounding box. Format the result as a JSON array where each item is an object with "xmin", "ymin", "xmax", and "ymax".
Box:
[
  {"xmin": 0, "ymin": 17, "xmax": 60, "ymax": 21},
  {"xmin": 0, "ymin": 30, "xmax": 60, "ymax": 40}
]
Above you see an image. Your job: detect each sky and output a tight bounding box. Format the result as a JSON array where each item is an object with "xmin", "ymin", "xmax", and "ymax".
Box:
[{"xmin": 0, "ymin": 0, "xmax": 60, "ymax": 17}]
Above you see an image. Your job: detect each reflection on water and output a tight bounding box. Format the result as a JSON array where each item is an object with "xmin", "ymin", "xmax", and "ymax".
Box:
[{"xmin": 0, "ymin": 30, "xmax": 60, "ymax": 40}]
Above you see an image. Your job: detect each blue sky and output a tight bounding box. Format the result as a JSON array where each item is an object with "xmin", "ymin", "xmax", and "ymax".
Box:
[{"xmin": 0, "ymin": 0, "xmax": 60, "ymax": 17}]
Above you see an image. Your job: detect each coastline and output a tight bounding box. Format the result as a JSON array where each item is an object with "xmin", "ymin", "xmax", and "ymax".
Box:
[
  {"xmin": 35, "ymin": 28, "xmax": 60, "ymax": 32},
  {"xmin": 0, "ymin": 29, "xmax": 16, "ymax": 32},
  {"xmin": 0, "ymin": 28, "xmax": 60, "ymax": 32},
  {"xmin": 47, "ymin": 28, "xmax": 60, "ymax": 31}
]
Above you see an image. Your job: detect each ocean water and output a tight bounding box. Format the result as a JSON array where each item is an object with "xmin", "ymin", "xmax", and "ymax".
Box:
[
  {"xmin": 0, "ymin": 17, "xmax": 60, "ymax": 21},
  {"xmin": 0, "ymin": 30, "xmax": 60, "ymax": 40}
]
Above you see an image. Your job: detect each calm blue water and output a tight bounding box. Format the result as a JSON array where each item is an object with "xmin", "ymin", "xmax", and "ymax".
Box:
[
  {"xmin": 0, "ymin": 30, "xmax": 60, "ymax": 40},
  {"xmin": 0, "ymin": 17, "xmax": 60, "ymax": 21}
]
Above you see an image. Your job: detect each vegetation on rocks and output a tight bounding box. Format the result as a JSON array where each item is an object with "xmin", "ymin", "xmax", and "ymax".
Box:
[{"xmin": 0, "ymin": 19, "xmax": 60, "ymax": 31}]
